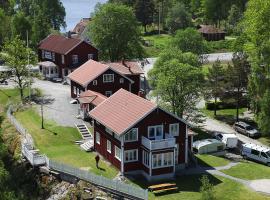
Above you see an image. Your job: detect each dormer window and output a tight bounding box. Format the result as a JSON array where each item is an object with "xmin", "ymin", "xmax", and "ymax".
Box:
[
  {"xmin": 103, "ymin": 74, "xmax": 114, "ymax": 83},
  {"xmin": 72, "ymin": 55, "xmax": 78, "ymax": 64}
]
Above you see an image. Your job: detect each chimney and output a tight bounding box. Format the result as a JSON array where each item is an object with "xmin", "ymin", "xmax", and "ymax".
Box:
[
  {"xmin": 138, "ymin": 90, "xmax": 145, "ymax": 98},
  {"xmin": 67, "ymin": 31, "xmax": 72, "ymax": 38}
]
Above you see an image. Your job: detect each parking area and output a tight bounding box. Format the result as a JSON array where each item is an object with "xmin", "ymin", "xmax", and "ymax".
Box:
[{"xmin": 32, "ymin": 79, "xmax": 84, "ymax": 127}]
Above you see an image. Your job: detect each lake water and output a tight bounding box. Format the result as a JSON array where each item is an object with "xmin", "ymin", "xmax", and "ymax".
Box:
[{"xmin": 60, "ymin": 0, "xmax": 107, "ymax": 32}]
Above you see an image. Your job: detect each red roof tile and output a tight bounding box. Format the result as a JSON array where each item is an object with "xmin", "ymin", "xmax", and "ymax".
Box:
[
  {"xmin": 79, "ymin": 90, "xmax": 107, "ymax": 106},
  {"xmin": 107, "ymin": 61, "xmax": 144, "ymax": 75},
  {"xmin": 89, "ymin": 89, "xmax": 157, "ymax": 135},
  {"xmin": 68, "ymin": 60, "xmax": 109, "ymax": 87},
  {"xmin": 38, "ymin": 34, "xmax": 83, "ymax": 55}
]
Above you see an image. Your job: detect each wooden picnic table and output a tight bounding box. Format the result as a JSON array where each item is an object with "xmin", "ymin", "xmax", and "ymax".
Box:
[{"xmin": 148, "ymin": 183, "xmax": 178, "ymax": 193}]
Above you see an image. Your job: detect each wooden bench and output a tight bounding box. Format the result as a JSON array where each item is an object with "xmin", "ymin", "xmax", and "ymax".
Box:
[{"xmin": 148, "ymin": 183, "xmax": 178, "ymax": 194}]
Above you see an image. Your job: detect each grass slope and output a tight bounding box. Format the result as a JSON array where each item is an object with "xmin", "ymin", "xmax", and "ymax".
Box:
[
  {"xmin": 15, "ymin": 108, "xmax": 118, "ymax": 179},
  {"xmin": 221, "ymin": 160, "xmax": 270, "ymax": 180},
  {"xmin": 196, "ymin": 154, "xmax": 230, "ymax": 167},
  {"xmin": 143, "ymin": 34, "xmax": 172, "ymax": 57}
]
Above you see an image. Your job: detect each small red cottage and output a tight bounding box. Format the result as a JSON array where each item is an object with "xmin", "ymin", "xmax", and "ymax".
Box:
[
  {"xmin": 68, "ymin": 60, "xmax": 144, "ymax": 98},
  {"xmin": 198, "ymin": 25, "xmax": 225, "ymax": 41},
  {"xmin": 89, "ymin": 89, "xmax": 191, "ymax": 181},
  {"xmin": 38, "ymin": 34, "xmax": 98, "ymax": 80}
]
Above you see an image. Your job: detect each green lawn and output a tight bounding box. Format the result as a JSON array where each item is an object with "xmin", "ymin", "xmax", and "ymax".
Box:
[
  {"xmin": 131, "ymin": 174, "xmax": 270, "ymax": 200},
  {"xmin": 143, "ymin": 34, "xmax": 172, "ymax": 57},
  {"xmin": 201, "ymin": 107, "xmax": 247, "ymax": 125},
  {"xmin": 15, "ymin": 108, "xmax": 118, "ymax": 179},
  {"xmin": 0, "ymin": 88, "xmax": 29, "ymax": 105},
  {"xmin": 221, "ymin": 161, "xmax": 270, "ymax": 180},
  {"xmin": 196, "ymin": 154, "xmax": 230, "ymax": 167}
]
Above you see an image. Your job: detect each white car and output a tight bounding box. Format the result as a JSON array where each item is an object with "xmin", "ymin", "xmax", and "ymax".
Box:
[{"xmin": 241, "ymin": 143, "xmax": 270, "ymax": 166}]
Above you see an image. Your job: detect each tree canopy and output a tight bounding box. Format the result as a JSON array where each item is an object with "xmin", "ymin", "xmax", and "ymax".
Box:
[{"xmin": 89, "ymin": 3, "xmax": 144, "ymax": 61}]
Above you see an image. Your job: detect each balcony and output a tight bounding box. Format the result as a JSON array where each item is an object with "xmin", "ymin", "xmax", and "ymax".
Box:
[{"xmin": 142, "ymin": 136, "xmax": 176, "ymax": 151}]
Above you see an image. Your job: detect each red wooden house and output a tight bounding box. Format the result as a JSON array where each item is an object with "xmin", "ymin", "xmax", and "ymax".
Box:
[
  {"xmin": 38, "ymin": 34, "xmax": 98, "ymax": 80},
  {"xmin": 89, "ymin": 89, "xmax": 191, "ymax": 181},
  {"xmin": 68, "ymin": 60, "xmax": 144, "ymax": 98}
]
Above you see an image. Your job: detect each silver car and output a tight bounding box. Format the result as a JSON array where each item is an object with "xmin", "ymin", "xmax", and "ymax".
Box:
[{"xmin": 233, "ymin": 121, "xmax": 260, "ymax": 138}]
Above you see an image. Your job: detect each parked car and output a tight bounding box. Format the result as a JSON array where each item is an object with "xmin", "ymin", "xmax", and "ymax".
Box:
[
  {"xmin": 214, "ymin": 132, "xmax": 238, "ymax": 149},
  {"xmin": 241, "ymin": 143, "xmax": 270, "ymax": 166},
  {"xmin": 193, "ymin": 139, "xmax": 225, "ymax": 154},
  {"xmin": 233, "ymin": 121, "xmax": 260, "ymax": 138}
]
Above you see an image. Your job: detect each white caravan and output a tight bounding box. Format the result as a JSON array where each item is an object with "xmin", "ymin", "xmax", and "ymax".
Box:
[{"xmin": 241, "ymin": 143, "xmax": 270, "ymax": 166}]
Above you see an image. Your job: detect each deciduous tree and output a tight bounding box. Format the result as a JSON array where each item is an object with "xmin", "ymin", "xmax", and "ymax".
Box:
[
  {"xmin": 0, "ymin": 36, "xmax": 37, "ymax": 101},
  {"xmin": 89, "ymin": 3, "xmax": 144, "ymax": 61}
]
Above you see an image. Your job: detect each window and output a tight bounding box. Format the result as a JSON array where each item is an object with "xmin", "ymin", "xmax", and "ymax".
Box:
[
  {"xmin": 114, "ymin": 134, "xmax": 121, "ymax": 141},
  {"xmin": 44, "ymin": 51, "xmax": 52, "ymax": 59},
  {"xmin": 50, "ymin": 67, "xmax": 54, "ymax": 74},
  {"xmin": 52, "ymin": 53, "xmax": 55, "ymax": 61},
  {"xmin": 61, "ymin": 55, "xmax": 65, "ymax": 64},
  {"xmin": 120, "ymin": 78, "xmax": 124, "ymax": 84},
  {"xmin": 124, "ymin": 149, "xmax": 138, "ymax": 163},
  {"xmin": 143, "ymin": 150, "xmax": 149, "ymax": 167},
  {"xmin": 93, "ymin": 80, "xmax": 97, "ymax": 86},
  {"xmin": 251, "ymin": 149, "xmax": 260, "ymax": 156},
  {"xmin": 105, "ymin": 91, "xmax": 112, "ymax": 97},
  {"xmin": 88, "ymin": 54, "xmax": 94, "ymax": 60},
  {"xmin": 96, "ymin": 132, "xmax": 100, "ymax": 145},
  {"xmin": 261, "ymin": 152, "xmax": 268, "ymax": 159},
  {"xmin": 148, "ymin": 125, "xmax": 163, "ymax": 139},
  {"xmin": 42, "ymin": 50, "xmax": 45, "ymax": 59},
  {"xmin": 107, "ymin": 140, "xmax": 111, "ymax": 153},
  {"xmin": 106, "ymin": 127, "xmax": 113, "ymax": 135},
  {"xmin": 124, "ymin": 128, "xmax": 138, "ymax": 142},
  {"xmin": 115, "ymin": 146, "xmax": 121, "ymax": 161},
  {"xmin": 73, "ymin": 86, "xmax": 77, "ymax": 96},
  {"xmin": 267, "ymin": 151, "xmax": 270, "ymax": 157},
  {"xmin": 169, "ymin": 123, "xmax": 179, "ymax": 136},
  {"xmin": 152, "ymin": 152, "xmax": 174, "ymax": 169},
  {"xmin": 72, "ymin": 55, "xmax": 78, "ymax": 64},
  {"xmin": 76, "ymin": 88, "xmax": 80, "ymax": 96},
  {"xmin": 103, "ymin": 74, "xmax": 114, "ymax": 83}
]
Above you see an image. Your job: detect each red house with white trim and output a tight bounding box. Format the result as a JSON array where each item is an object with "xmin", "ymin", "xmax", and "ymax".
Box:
[
  {"xmin": 89, "ymin": 89, "xmax": 191, "ymax": 181},
  {"xmin": 38, "ymin": 34, "xmax": 98, "ymax": 79},
  {"xmin": 68, "ymin": 60, "xmax": 144, "ymax": 98}
]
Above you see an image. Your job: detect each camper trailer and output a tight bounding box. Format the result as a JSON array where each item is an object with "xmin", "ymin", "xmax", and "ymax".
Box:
[{"xmin": 193, "ymin": 139, "xmax": 225, "ymax": 154}]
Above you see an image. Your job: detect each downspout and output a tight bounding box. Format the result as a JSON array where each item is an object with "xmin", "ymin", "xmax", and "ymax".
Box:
[
  {"xmin": 185, "ymin": 126, "xmax": 188, "ymax": 165},
  {"xmin": 121, "ymin": 135, "xmax": 124, "ymax": 175}
]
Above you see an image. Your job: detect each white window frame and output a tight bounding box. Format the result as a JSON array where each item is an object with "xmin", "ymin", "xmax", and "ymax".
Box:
[
  {"xmin": 152, "ymin": 152, "xmax": 174, "ymax": 169},
  {"xmin": 148, "ymin": 125, "xmax": 163, "ymax": 139},
  {"xmin": 72, "ymin": 55, "xmax": 78, "ymax": 64},
  {"xmin": 124, "ymin": 149, "xmax": 138, "ymax": 163},
  {"xmin": 88, "ymin": 54, "xmax": 94, "ymax": 60},
  {"xmin": 169, "ymin": 123, "xmax": 179, "ymax": 136},
  {"xmin": 120, "ymin": 78, "xmax": 124, "ymax": 84},
  {"xmin": 44, "ymin": 51, "xmax": 52, "ymax": 60},
  {"xmin": 61, "ymin": 55, "xmax": 65, "ymax": 64},
  {"xmin": 107, "ymin": 140, "xmax": 111, "ymax": 153},
  {"xmin": 105, "ymin": 91, "xmax": 112, "ymax": 97},
  {"xmin": 103, "ymin": 74, "xmax": 114, "ymax": 83},
  {"xmin": 115, "ymin": 146, "xmax": 121, "ymax": 161},
  {"xmin": 52, "ymin": 52, "xmax": 55, "ymax": 61},
  {"xmin": 96, "ymin": 132, "xmax": 100, "ymax": 145},
  {"xmin": 93, "ymin": 80, "xmax": 97, "ymax": 86},
  {"xmin": 124, "ymin": 128, "xmax": 138, "ymax": 142},
  {"xmin": 143, "ymin": 150, "xmax": 149, "ymax": 167}
]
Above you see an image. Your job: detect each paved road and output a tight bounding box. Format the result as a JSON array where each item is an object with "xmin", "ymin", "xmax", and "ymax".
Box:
[
  {"xmin": 33, "ymin": 79, "xmax": 84, "ymax": 127},
  {"xmin": 202, "ymin": 117, "xmax": 267, "ymax": 147}
]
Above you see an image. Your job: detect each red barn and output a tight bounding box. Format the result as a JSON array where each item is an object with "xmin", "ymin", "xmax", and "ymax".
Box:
[
  {"xmin": 89, "ymin": 89, "xmax": 191, "ymax": 181},
  {"xmin": 68, "ymin": 60, "xmax": 144, "ymax": 98},
  {"xmin": 38, "ymin": 34, "xmax": 98, "ymax": 80}
]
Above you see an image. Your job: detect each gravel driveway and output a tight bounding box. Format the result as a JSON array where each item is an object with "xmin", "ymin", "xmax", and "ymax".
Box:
[{"xmin": 33, "ymin": 79, "xmax": 84, "ymax": 127}]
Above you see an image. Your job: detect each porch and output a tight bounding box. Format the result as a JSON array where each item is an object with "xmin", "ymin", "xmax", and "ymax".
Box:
[{"xmin": 38, "ymin": 61, "xmax": 59, "ymax": 80}]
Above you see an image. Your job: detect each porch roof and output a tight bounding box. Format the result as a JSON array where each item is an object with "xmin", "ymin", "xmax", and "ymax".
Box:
[
  {"xmin": 38, "ymin": 61, "xmax": 57, "ymax": 68},
  {"xmin": 78, "ymin": 90, "xmax": 107, "ymax": 106}
]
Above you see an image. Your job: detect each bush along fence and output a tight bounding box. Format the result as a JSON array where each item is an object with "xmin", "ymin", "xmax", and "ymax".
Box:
[{"xmin": 6, "ymin": 106, "xmax": 148, "ymax": 200}]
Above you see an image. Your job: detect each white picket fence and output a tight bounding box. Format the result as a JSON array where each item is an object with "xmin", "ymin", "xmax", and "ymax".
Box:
[{"xmin": 6, "ymin": 106, "xmax": 148, "ymax": 200}]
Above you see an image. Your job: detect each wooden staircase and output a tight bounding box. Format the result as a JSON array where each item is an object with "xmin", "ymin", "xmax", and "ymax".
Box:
[{"xmin": 75, "ymin": 124, "xmax": 92, "ymax": 140}]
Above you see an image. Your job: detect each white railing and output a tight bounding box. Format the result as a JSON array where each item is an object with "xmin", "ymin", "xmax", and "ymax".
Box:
[
  {"xmin": 48, "ymin": 159, "xmax": 148, "ymax": 200},
  {"xmin": 142, "ymin": 136, "xmax": 176, "ymax": 150}
]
